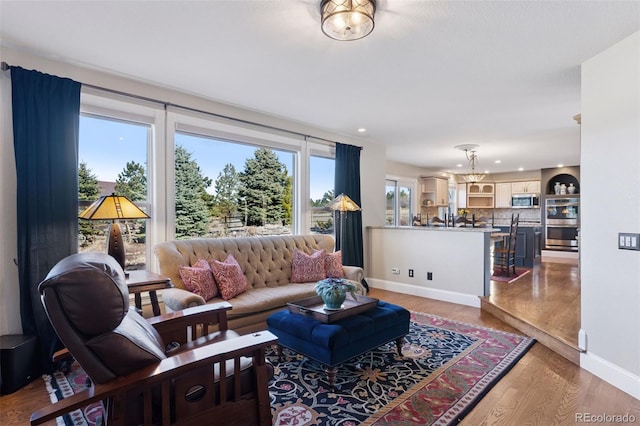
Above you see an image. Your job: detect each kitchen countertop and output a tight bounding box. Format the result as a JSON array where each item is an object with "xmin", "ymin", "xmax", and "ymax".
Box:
[
  {"xmin": 493, "ymin": 222, "xmax": 542, "ymax": 228},
  {"xmin": 368, "ymin": 226, "xmax": 499, "ymax": 233}
]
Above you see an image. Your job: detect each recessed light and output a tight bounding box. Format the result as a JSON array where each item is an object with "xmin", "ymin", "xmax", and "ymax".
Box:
[
  {"xmin": 518, "ymin": 167, "xmax": 524, "ymax": 171},
  {"xmin": 557, "ymin": 164, "xmax": 564, "ymax": 168},
  {"xmin": 456, "ymin": 164, "xmax": 463, "ymax": 168},
  {"xmin": 494, "ymin": 160, "xmax": 501, "ymax": 164},
  {"xmin": 483, "ymin": 170, "xmax": 489, "ymax": 174},
  {"xmin": 357, "ymin": 128, "xmax": 366, "ymax": 133}
]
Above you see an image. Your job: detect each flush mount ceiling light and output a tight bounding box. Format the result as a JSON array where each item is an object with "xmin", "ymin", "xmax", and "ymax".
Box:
[
  {"xmin": 321, "ymin": 0, "xmax": 376, "ymax": 41},
  {"xmin": 455, "ymin": 144, "xmax": 486, "ymax": 183}
]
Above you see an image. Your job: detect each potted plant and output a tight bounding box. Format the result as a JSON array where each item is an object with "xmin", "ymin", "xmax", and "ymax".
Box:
[{"xmin": 315, "ymin": 278, "xmax": 359, "ymax": 310}]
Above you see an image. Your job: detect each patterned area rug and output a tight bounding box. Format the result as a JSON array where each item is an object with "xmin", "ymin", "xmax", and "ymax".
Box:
[
  {"xmin": 490, "ymin": 267, "xmax": 531, "ymax": 283},
  {"xmin": 269, "ymin": 312, "xmax": 534, "ymax": 425},
  {"xmin": 43, "ymin": 362, "xmax": 102, "ymax": 425},
  {"xmin": 43, "ymin": 312, "xmax": 534, "ymax": 426}
]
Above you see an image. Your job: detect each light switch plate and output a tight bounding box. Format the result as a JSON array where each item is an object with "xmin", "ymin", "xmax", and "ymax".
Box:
[{"xmin": 618, "ymin": 233, "xmax": 640, "ymax": 250}]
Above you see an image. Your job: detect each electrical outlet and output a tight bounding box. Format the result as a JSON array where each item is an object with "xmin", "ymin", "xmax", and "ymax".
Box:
[
  {"xmin": 391, "ymin": 268, "xmax": 400, "ymax": 275},
  {"xmin": 427, "ymin": 272, "xmax": 433, "ymax": 280},
  {"xmin": 408, "ymin": 269, "xmax": 414, "ymax": 277}
]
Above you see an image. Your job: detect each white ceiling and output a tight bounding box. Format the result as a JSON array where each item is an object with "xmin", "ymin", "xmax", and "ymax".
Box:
[{"xmin": 1, "ymin": 1, "xmax": 639, "ymax": 175}]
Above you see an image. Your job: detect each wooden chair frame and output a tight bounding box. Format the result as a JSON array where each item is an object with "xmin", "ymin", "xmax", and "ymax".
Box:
[
  {"xmin": 494, "ymin": 214, "xmax": 520, "ymax": 276},
  {"xmin": 30, "ymin": 303, "xmax": 277, "ymax": 426}
]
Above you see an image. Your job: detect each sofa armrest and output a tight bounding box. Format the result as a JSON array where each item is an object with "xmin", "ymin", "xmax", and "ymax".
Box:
[
  {"xmin": 161, "ymin": 287, "xmax": 206, "ymax": 312},
  {"xmin": 342, "ymin": 265, "xmax": 364, "ymax": 283}
]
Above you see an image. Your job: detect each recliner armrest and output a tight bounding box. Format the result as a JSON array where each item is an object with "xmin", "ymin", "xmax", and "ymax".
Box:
[{"xmin": 148, "ymin": 302, "xmax": 233, "ymax": 344}]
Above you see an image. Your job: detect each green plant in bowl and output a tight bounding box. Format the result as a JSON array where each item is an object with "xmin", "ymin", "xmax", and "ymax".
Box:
[{"xmin": 315, "ymin": 278, "xmax": 359, "ymax": 310}]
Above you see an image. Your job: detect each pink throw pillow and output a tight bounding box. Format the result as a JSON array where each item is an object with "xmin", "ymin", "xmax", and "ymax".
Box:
[
  {"xmin": 322, "ymin": 250, "xmax": 345, "ymax": 278},
  {"xmin": 210, "ymin": 254, "xmax": 248, "ymax": 300},
  {"xmin": 291, "ymin": 249, "xmax": 326, "ymax": 283},
  {"xmin": 179, "ymin": 258, "xmax": 219, "ymax": 300}
]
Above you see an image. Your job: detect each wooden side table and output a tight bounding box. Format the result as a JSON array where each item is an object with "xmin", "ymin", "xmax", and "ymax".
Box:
[{"xmin": 126, "ymin": 270, "xmax": 173, "ymax": 317}]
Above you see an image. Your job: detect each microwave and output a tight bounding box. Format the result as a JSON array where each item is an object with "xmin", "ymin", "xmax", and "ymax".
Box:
[{"xmin": 511, "ymin": 194, "xmax": 540, "ymax": 208}]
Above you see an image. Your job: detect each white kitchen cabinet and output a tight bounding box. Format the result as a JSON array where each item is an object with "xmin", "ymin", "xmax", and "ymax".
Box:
[
  {"xmin": 421, "ymin": 177, "xmax": 449, "ymax": 207},
  {"xmin": 467, "ymin": 183, "xmax": 494, "ymax": 208},
  {"xmin": 495, "ymin": 182, "xmax": 512, "ymax": 208},
  {"xmin": 511, "ymin": 180, "xmax": 540, "ymax": 194}
]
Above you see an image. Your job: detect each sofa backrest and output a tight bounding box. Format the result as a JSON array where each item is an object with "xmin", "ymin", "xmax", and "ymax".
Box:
[{"xmin": 154, "ymin": 234, "xmax": 335, "ymax": 291}]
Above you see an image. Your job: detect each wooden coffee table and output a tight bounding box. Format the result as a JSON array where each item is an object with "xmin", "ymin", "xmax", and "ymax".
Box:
[{"xmin": 126, "ymin": 270, "xmax": 173, "ymax": 316}]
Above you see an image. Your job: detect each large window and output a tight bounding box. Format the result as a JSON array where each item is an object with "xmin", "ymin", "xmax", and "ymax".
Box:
[
  {"xmin": 173, "ymin": 132, "xmax": 295, "ymax": 238},
  {"xmin": 78, "ymin": 114, "xmax": 150, "ymax": 270},
  {"xmin": 77, "ymin": 93, "xmax": 338, "ymax": 270},
  {"xmin": 385, "ymin": 178, "xmax": 414, "ymax": 226},
  {"xmin": 309, "ymin": 154, "xmax": 335, "ymax": 235}
]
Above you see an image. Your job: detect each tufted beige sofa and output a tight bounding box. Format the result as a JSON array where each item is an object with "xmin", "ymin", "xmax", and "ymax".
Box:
[{"xmin": 154, "ymin": 234, "xmax": 364, "ymax": 334}]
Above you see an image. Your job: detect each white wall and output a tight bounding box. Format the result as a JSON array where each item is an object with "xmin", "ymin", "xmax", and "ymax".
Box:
[
  {"xmin": 0, "ymin": 47, "xmax": 387, "ymax": 333},
  {"xmin": 580, "ymin": 31, "xmax": 640, "ymax": 399},
  {"xmin": 0, "ymin": 60, "xmax": 21, "ymax": 336},
  {"xmin": 367, "ymin": 227, "xmax": 492, "ymax": 307}
]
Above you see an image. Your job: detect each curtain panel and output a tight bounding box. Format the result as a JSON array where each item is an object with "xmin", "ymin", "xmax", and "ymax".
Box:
[
  {"xmin": 10, "ymin": 66, "xmax": 81, "ymax": 373},
  {"xmin": 334, "ymin": 143, "xmax": 364, "ymax": 268}
]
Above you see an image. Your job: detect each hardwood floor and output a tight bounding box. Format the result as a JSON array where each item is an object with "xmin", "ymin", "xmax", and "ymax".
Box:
[{"xmin": 1, "ymin": 260, "xmax": 638, "ymax": 425}]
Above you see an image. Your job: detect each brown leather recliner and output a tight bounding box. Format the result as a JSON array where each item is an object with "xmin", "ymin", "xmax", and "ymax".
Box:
[{"xmin": 32, "ymin": 252, "xmax": 276, "ymax": 426}]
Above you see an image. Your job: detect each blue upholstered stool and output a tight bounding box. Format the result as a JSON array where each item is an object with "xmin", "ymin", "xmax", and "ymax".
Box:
[{"xmin": 266, "ymin": 301, "xmax": 410, "ymax": 387}]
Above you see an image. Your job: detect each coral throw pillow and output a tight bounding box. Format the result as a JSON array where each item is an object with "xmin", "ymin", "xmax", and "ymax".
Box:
[
  {"xmin": 322, "ymin": 250, "xmax": 345, "ymax": 279},
  {"xmin": 291, "ymin": 249, "xmax": 326, "ymax": 283},
  {"xmin": 210, "ymin": 254, "xmax": 248, "ymax": 300},
  {"xmin": 178, "ymin": 258, "xmax": 219, "ymax": 301}
]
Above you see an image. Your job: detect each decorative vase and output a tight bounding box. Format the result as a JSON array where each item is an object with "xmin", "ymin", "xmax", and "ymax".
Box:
[
  {"xmin": 322, "ymin": 288, "xmax": 347, "ymax": 309},
  {"xmin": 315, "ymin": 278, "xmax": 359, "ymax": 310},
  {"xmin": 554, "ymin": 182, "xmax": 561, "ymax": 195},
  {"xmin": 560, "ymin": 184, "xmax": 567, "ymax": 195},
  {"xmin": 568, "ymin": 183, "xmax": 576, "ymax": 194}
]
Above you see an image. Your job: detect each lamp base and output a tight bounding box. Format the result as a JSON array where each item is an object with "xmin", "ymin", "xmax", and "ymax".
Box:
[{"xmin": 107, "ymin": 222, "xmax": 126, "ymax": 272}]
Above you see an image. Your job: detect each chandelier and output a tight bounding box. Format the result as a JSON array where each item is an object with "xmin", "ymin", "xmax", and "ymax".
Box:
[
  {"xmin": 320, "ymin": 0, "xmax": 376, "ymax": 41},
  {"xmin": 456, "ymin": 144, "xmax": 486, "ymax": 183}
]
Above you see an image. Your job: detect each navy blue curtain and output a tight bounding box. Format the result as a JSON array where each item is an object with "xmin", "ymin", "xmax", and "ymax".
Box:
[
  {"xmin": 334, "ymin": 143, "xmax": 364, "ymax": 268},
  {"xmin": 10, "ymin": 66, "xmax": 81, "ymax": 373}
]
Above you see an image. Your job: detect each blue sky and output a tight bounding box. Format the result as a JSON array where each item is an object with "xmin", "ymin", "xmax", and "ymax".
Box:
[{"xmin": 79, "ymin": 115, "xmax": 333, "ymax": 200}]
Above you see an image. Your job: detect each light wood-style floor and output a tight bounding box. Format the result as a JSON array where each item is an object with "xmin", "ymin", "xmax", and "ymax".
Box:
[{"xmin": 1, "ymin": 260, "xmax": 638, "ymax": 425}]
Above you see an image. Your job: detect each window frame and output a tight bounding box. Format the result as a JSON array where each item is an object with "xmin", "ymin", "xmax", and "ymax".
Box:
[
  {"xmin": 80, "ymin": 90, "xmax": 165, "ymax": 271},
  {"xmin": 385, "ymin": 176, "xmax": 417, "ymax": 227}
]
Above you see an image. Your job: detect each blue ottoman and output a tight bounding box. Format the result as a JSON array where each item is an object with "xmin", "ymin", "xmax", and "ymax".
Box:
[{"xmin": 266, "ymin": 301, "xmax": 410, "ymax": 387}]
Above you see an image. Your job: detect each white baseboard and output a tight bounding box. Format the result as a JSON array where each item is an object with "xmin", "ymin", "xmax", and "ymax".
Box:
[
  {"xmin": 580, "ymin": 351, "xmax": 640, "ymax": 400},
  {"xmin": 541, "ymin": 249, "xmax": 579, "ymax": 259},
  {"xmin": 366, "ymin": 278, "xmax": 481, "ymax": 308}
]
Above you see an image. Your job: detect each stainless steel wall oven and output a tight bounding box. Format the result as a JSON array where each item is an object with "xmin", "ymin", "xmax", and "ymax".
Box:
[{"xmin": 545, "ymin": 197, "xmax": 579, "ymax": 250}]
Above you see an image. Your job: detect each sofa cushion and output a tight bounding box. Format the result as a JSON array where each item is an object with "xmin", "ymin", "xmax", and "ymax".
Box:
[
  {"xmin": 291, "ymin": 249, "xmax": 326, "ymax": 283},
  {"xmin": 222, "ymin": 283, "xmax": 317, "ymax": 319},
  {"xmin": 211, "ymin": 254, "xmax": 248, "ymax": 300},
  {"xmin": 179, "ymin": 258, "xmax": 218, "ymax": 300},
  {"xmin": 320, "ymin": 249, "xmax": 345, "ymax": 279}
]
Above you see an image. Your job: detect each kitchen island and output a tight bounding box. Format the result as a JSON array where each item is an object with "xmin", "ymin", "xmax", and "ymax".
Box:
[{"xmin": 366, "ymin": 226, "xmax": 498, "ymax": 308}]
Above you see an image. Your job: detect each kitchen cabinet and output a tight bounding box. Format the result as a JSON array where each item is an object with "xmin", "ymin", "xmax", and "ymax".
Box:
[
  {"xmin": 495, "ymin": 183, "xmax": 512, "ymax": 208},
  {"xmin": 467, "ymin": 183, "xmax": 494, "ymax": 208},
  {"xmin": 421, "ymin": 177, "xmax": 449, "ymax": 207},
  {"xmin": 511, "ymin": 180, "xmax": 540, "ymax": 194}
]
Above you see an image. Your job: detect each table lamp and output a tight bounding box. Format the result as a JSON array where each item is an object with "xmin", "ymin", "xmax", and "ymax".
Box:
[
  {"xmin": 328, "ymin": 193, "xmax": 361, "ymax": 252},
  {"xmin": 79, "ymin": 193, "xmax": 150, "ymax": 275}
]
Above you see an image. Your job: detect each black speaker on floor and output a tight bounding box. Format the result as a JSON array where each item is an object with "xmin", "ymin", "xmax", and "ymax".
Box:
[{"xmin": 0, "ymin": 334, "xmax": 38, "ymax": 395}]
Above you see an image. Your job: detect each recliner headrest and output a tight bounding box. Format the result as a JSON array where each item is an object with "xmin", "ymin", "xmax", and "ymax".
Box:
[{"xmin": 39, "ymin": 252, "xmax": 129, "ymax": 336}]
